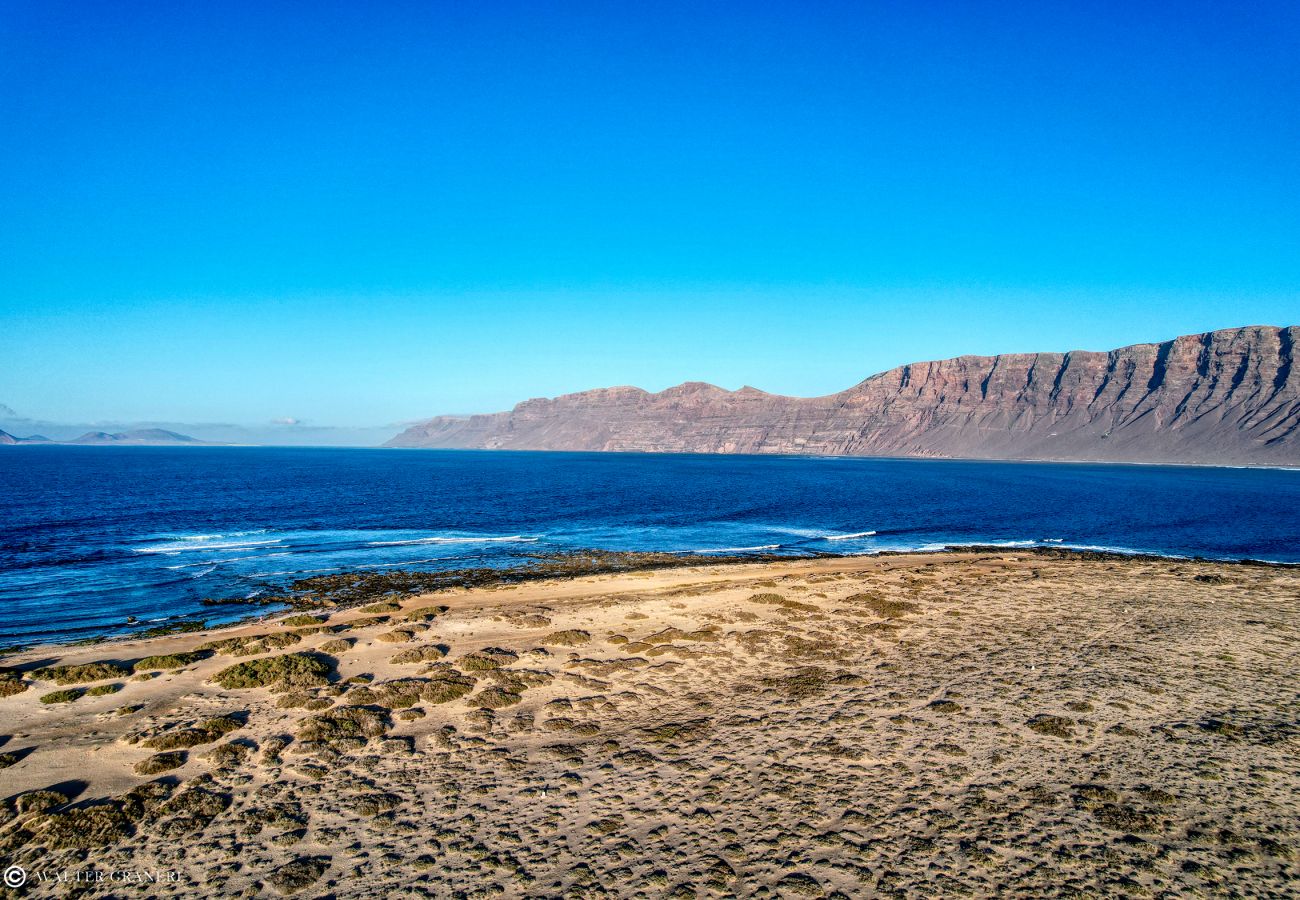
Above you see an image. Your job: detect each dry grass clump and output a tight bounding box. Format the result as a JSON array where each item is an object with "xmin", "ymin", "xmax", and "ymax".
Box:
[
  {"xmin": 390, "ymin": 645, "xmax": 446, "ymax": 664},
  {"xmin": 134, "ymin": 650, "xmax": 212, "ymax": 671},
  {"xmin": 205, "ymin": 741, "xmax": 251, "ymax": 769},
  {"xmin": 420, "ymin": 666, "xmax": 477, "ymax": 704},
  {"xmin": 0, "ymin": 669, "xmax": 29, "ymax": 697},
  {"xmin": 40, "ymin": 688, "xmax": 82, "ymax": 704},
  {"xmin": 142, "ymin": 714, "xmax": 244, "ymax": 750},
  {"xmin": 360, "ymin": 600, "xmax": 402, "ymax": 614},
  {"xmin": 14, "ymin": 790, "xmax": 67, "ymax": 815},
  {"xmin": 404, "ymin": 605, "xmax": 449, "ymax": 622},
  {"xmin": 641, "ymin": 719, "xmax": 709, "ymax": 743},
  {"xmin": 376, "ymin": 629, "xmax": 415, "ymax": 643},
  {"xmin": 543, "ymin": 629, "xmax": 591, "ymax": 646},
  {"xmin": 746, "ymin": 593, "xmax": 819, "ymax": 613},
  {"xmin": 134, "ymin": 751, "xmax": 186, "ymax": 775},
  {"xmin": 775, "ymin": 873, "xmax": 824, "ymax": 896},
  {"xmin": 845, "ymin": 592, "xmax": 920, "ymax": 618},
  {"xmin": 458, "ymin": 648, "xmax": 518, "ymax": 671},
  {"xmin": 31, "ymin": 802, "xmax": 133, "ymax": 849},
  {"xmin": 370, "ymin": 678, "xmax": 428, "ymax": 709},
  {"xmin": 319, "ymin": 638, "xmax": 355, "ymax": 654},
  {"xmin": 296, "ymin": 706, "xmax": 390, "ymax": 744},
  {"xmin": 280, "ymin": 614, "xmax": 326, "ymax": 627},
  {"xmin": 544, "ymin": 717, "xmax": 601, "ymax": 736},
  {"xmin": 643, "ymin": 626, "xmax": 719, "ymax": 644},
  {"xmin": 1092, "ymin": 803, "xmax": 1163, "ymax": 833},
  {"xmin": 473, "ymin": 687, "xmax": 522, "ymax": 709},
  {"xmin": 266, "ymin": 855, "xmax": 330, "ymax": 895},
  {"xmin": 199, "ymin": 632, "xmax": 302, "ymax": 657},
  {"xmin": 487, "ymin": 668, "xmax": 552, "ymax": 690},
  {"xmin": 212, "ymin": 653, "xmax": 332, "ymax": 690},
  {"xmin": 31, "ymin": 661, "xmax": 133, "ymax": 684},
  {"xmin": 1027, "ymin": 714, "xmax": 1076, "ymax": 738}
]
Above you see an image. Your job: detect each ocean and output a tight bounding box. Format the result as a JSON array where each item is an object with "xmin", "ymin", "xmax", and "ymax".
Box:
[{"xmin": 1, "ymin": 446, "xmax": 1297, "ymax": 645}]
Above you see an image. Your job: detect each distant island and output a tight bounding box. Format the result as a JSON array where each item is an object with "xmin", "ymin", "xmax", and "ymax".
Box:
[
  {"xmin": 0, "ymin": 428, "xmax": 212, "ymax": 446},
  {"xmin": 387, "ymin": 324, "xmax": 1299, "ymax": 467}
]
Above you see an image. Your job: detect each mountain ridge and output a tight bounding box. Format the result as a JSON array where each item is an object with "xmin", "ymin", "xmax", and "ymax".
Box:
[
  {"xmin": 387, "ymin": 325, "xmax": 1300, "ymax": 466},
  {"xmin": 0, "ymin": 428, "xmax": 212, "ymax": 446}
]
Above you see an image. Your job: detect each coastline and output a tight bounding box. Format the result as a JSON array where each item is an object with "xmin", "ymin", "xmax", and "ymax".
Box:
[
  {"xmin": 6, "ymin": 545, "xmax": 1298, "ymax": 655},
  {"xmin": 7, "ymin": 441, "xmax": 1299, "ymax": 470},
  {"xmin": 1, "ymin": 549, "xmax": 1298, "ymax": 896}
]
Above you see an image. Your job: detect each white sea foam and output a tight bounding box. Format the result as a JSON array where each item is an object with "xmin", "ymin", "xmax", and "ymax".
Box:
[
  {"xmin": 366, "ymin": 535, "xmax": 537, "ymax": 546},
  {"xmin": 695, "ymin": 544, "xmax": 781, "ymax": 553},
  {"xmin": 134, "ymin": 539, "xmax": 283, "ymax": 554},
  {"xmin": 824, "ymin": 530, "xmax": 877, "ymax": 540}
]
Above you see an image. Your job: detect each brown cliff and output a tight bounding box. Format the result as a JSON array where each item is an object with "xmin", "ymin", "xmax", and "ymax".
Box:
[{"xmin": 386, "ymin": 325, "xmax": 1299, "ymax": 466}]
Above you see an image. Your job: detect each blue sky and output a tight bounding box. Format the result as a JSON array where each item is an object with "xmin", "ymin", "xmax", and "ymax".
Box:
[{"xmin": 2, "ymin": 1, "xmax": 1297, "ymax": 438}]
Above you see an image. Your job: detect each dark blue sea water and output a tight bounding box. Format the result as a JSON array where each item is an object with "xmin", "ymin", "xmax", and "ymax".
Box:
[{"xmin": 1, "ymin": 446, "xmax": 1297, "ymax": 645}]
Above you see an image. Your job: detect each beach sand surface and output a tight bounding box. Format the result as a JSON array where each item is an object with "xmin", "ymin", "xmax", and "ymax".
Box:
[{"xmin": 1, "ymin": 551, "xmax": 1297, "ymax": 897}]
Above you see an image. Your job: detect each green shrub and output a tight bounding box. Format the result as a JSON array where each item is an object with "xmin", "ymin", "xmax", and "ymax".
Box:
[
  {"xmin": 296, "ymin": 706, "xmax": 390, "ymax": 743},
  {"xmin": 14, "ymin": 789, "xmax": 68, "ymax": 815},
  {"xmin": 421, "ymin": 668, "xmax": 476, "ymax": 704},
  {"xmin": 543, "ymin": 630, "xmax": 591, "ymax": 647},
  {"xmin": 390, "ymin": 645, "xmax": 446, "ymax": 664},
  {"xmin": 199, "ymin": 632, "xmax": 302, "ymax": 657},
  {"xmin": 473, "ymin": 687, "xmax": 522, "ymax": 709},
  {"xmin": 134, "ymin": 751, "xmax": 186, "ymax": 775},
  {"xmin": 281, "ymin": 614, "xmax": 326, "ymax": 627},
  {"xmin": 212, "ymin": 653, "xmax": 332, "ymax": 690},
  {"xmin": 86, "ymin": 683, "xmax": 123, "ymax": 696},
  {"xmin": 360, "ymin": 601, "xmax": 401, "ymax": 614},
  {"xmin": 32, "ymin": 662, "xmax": 133, "ymax": 685},
  {"xmin": 143, "ymin": 714, "xmax": 244, "ymax": 750},
  {"xmin": 0, "ymin": 670, "xmax": 30, "ymax": 697},
  {"xmin": 458, "ymin": 648, "xmax": 517, "ymax": 672},
  {"xmin": 40, "ymin": 688, "xmax": 83, "ymax": 704},
  {"xmin": 135, "ymin": 651, "xmax": 212, "ymax": 671}
]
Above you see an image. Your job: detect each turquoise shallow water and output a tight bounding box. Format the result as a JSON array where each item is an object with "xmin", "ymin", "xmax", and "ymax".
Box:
[{"xmin": 1, "ymin": 446, "xmax": 1297, "ymax": 644}]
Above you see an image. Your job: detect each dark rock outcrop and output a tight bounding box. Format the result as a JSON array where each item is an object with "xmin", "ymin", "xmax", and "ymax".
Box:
[{"xmin": 387, "ymin": 325, "xmax": 1299, "ymax": 467}]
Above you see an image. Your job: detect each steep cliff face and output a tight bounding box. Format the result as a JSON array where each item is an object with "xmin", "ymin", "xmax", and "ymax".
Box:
[{"xmin": 387, "ymin": 325, "xmax": 1300, "ymax": 466}]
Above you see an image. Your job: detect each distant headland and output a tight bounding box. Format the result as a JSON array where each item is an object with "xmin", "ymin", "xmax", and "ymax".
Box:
[
  {"xmin": 0, "ymin": 428, "xmax": 212, "ymax": 446},
  {"xmin": 387, "ymin": 324, "xmax": 1299, "ymax": 468}
]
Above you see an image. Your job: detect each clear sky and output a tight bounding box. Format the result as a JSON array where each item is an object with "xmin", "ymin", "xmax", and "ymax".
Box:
[{"xmin": 2, "ymin": 1, "xmax": 1297, "ymax": 438}]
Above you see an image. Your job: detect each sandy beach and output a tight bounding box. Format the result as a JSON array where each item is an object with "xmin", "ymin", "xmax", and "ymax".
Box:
[{"xmin": 1, "ymin": 550, "xmax": 1297, "ymax": 897}]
